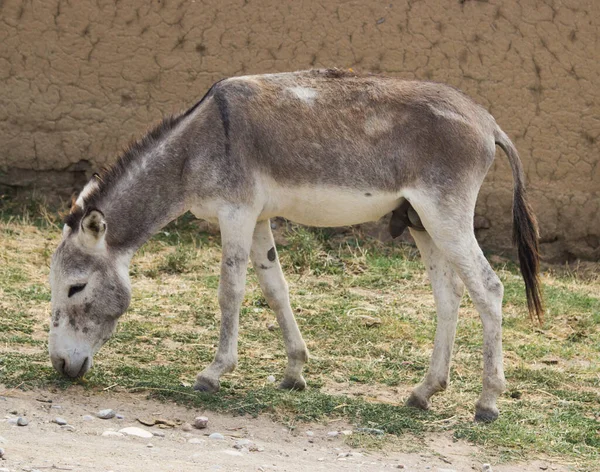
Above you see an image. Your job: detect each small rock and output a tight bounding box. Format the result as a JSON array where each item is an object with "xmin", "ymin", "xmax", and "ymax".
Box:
[
  {"xmin": 194, "ymin": 416, "xmax": 208, "ymax": 429},
  {"xmin": 234, "ymin": 439, "xmax": 253, "ymax": 450},
  {"xmin": 327, "ymin": 431, "xmax": 339, "ymax": 437},
  {"xmin": 337, "ymin": 451, "xmax": 363, "ymax": 459},
  {"xmin": 83, "ymin": 415, "xmax": 94, "ymax": 421},
  {"xmin": 146, "ymin": 443, "xmax": 153, "ymax": 448},
  {"xmin": 17, "ymin": 417, "xmax": 28, "ymax": 426},
  {"xmin": 188, "ymin": 438, "xmax": 206, "ymax": 444},
  {"xmin": 118, "ymin": 427, "xmax": 153, "ymax": 438},
  {"xmin": 116, "ymin": 414, "xmax": 125, "ymax": 420},
  {"xmin": 54, "ymin": 417, "xmax": 68, "ymax": 426},
  {"xmin": 0, "ymin": 447, "xmax": 4, "ymax": 458},
  {"xmin": 51, "ymin": 405, "xmax": 62, "ymax": 409},
  {"xmin": 209, "ymin": 433, "xmax": 225, "ymax": 440},
  {"xmin": 97, "ymin": 409, "xmax": 116, "ymax": 419},
  {"xmin": 222, "ymin": 450, "xmax": 244, "ymax": 457},
  {"xmin": 102, "ymin": 431, "xmax": 124, "ymax": 437},
  {"xmin": 266, "ymin": 375, "xmax": 276, "ymax": 383},
  {"xmin": 152, "ymin": 430, "xmax": 166, "ymax": 437},
  {"xmin": 482, "ymin": 465, "xmax": 493, "ymax": 472},
  {"xmin": 355, "ymin": 427, "xmax": 384, "ymax": 435},
  {"xmin": 305, "ymin": 431, "xmax": 314, "ymax": 437},
  {"xmin": 396, "ymin": 466, "xmax": 406, "ymax": 470},
  {"xmin": 181, "ymin": 422, "xmax": 193, "ymax": 432},
  {"xmin": 61, "ymin": 425, "xmax": 76, "ymax": 432}
]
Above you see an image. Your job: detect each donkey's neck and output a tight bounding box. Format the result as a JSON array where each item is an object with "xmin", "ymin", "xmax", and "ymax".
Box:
[{"xmin": 94, "ymin": 131, "xmax": 190, "ymax": 252}]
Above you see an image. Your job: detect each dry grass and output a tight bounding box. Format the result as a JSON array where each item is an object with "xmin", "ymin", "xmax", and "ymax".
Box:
[{"xmin": 1, "ymin": 200, "xmax": 599, "ymax": 470}]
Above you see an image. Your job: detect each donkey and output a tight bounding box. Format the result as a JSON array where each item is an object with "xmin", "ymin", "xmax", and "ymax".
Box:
[{"xmin": 49, "ymin": 69, "xmax": 543, "ymax": 422}]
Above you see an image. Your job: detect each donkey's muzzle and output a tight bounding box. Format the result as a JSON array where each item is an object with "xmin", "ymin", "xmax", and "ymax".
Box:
[{"xmin": 51, "ymin": 354, "xmax": 91, "ymax": 378}]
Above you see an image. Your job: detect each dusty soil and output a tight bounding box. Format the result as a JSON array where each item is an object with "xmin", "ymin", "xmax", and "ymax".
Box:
[{"xmin": 0, "ymin": 387, "xmax": 571, "ymax": 472}]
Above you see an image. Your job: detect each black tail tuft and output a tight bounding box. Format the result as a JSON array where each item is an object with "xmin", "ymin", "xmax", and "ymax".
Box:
[
  {"xmin": 496, "ymin": 129, "xmax": 544, "ymax": 323},
  {"xmin": 512, "ymin": 185, "xmax": 544, "ymax": 323}
]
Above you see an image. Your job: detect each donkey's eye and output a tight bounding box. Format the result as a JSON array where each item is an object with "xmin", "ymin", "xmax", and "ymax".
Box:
[{"xmin": 68, "ymin": 284, "xmax": 87, "ymax": 298}]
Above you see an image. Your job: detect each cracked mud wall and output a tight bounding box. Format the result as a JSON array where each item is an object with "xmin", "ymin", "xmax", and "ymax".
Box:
[{"xmin": 0, "ymin": 0, "xmax": 598, "ymax": 261}]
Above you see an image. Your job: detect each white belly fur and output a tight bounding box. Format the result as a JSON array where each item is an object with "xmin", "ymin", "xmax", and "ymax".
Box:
[{"xmin": 260, "ymin": 182, "xmax": 403, "ymax": 227}]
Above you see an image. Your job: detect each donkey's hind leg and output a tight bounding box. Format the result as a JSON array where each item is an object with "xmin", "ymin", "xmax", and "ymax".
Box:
[
  {"xmin": 408, "ymin": 192, "xmax": 506, "ymax": 422},
  {"xmin": 250, "ymin": 220, "xmax": 309, "ymax": 390},
  {"xmin": 405, "ymin": 229, "xmax": 464, "ymax": 410}
]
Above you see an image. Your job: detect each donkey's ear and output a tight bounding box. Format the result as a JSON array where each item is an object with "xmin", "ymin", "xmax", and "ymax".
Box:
[{"xmin": 79, "ymin": 210, "xmax": 107, "ymax": 249}]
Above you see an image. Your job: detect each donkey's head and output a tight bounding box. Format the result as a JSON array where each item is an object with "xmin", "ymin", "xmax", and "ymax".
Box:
[{"xmin": 49, "ymin": 209, "xmax": 131, "ymax": 378}]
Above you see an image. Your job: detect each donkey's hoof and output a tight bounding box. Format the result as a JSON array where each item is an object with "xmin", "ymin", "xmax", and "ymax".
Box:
[
  {"xmin": 405, "ymin": 393, "xmax": 431, "ymax": 411},
  {"xmin": 279, "ymin": 375, "xmax": 306, "ymax": 391},
  {"xmin": 194, "ymin": 375, "xmax": 220, "ymax": 393},
  {"xmin": 474, "ymin": 406, "xmax": 499, "ymax": 423}
]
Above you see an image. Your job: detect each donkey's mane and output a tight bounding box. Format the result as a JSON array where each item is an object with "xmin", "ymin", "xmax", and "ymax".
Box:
[{"xmin": 64, "ymin": 83, "xmax": 221, "ymax": 229}]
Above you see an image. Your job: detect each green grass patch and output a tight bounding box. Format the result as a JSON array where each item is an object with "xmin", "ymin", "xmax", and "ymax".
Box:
[{"xmin": 1, "ymin": 204, "xmax": 599, "ymax": 470}]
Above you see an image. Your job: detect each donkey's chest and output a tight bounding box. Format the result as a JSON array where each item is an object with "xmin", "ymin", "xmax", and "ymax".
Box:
[{"xmin": 261, "ymin": 185, "xmax": 403, "ymax": 227}]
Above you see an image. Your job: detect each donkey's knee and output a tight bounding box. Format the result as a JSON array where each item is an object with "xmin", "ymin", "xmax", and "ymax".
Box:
[
  {"xmin": 483, "ymin": 267, "xmax": 504, "ymax": 300},
  {"xmin": 471, "ymin": 263, "xmax": 504, "ymax": 321},
  {"xmin": 260, "ymin": 280, "xmax": 289, "ymax": 309}
]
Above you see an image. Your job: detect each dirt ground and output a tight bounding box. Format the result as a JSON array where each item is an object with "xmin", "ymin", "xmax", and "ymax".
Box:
[{"xmin": 0, "ymin": 388, "xmax": 572, "ymax": 472}]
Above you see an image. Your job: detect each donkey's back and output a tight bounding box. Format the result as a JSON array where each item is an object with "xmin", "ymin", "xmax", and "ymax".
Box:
[{"xmin": 195, "ymin": 69, "xmax": 499, "ymax": 195}]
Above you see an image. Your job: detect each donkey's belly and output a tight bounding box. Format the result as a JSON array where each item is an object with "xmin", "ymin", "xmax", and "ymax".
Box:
[{"xmin": 263, "ymin": 185, "xmax": 403, "ymax": 227}]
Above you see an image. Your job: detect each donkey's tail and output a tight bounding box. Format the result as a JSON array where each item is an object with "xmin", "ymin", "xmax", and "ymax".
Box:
[{"xmin": 494, "ymin": 127, "xmax": 544, "ymax": 323}]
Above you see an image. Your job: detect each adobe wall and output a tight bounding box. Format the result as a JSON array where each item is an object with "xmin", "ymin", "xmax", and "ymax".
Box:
[{"xmin": 0, "ymin": 0, "xmax": 598, "ymax": 261}]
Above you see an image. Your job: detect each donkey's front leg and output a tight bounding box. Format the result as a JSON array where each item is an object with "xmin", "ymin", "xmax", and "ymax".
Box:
[
  {"xmin": 250, "ymin": 220, "xmax": 309, "ymax": 390},
  {"xmin": 194, "ymin": 208, "xmax": 257, "ymax": 393}
]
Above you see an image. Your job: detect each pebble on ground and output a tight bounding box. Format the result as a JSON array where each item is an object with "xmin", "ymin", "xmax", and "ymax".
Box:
[
  {"xmin": 194, "ymin": 416, "xmax": 208, "ymax": 429},
  {"xmin": 118, "ymin": 427, "xmax": 154, "ymax": 439},
  {"xmin": 97, "ymin": 409, "xmax": 116, "ymax": 419}
]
